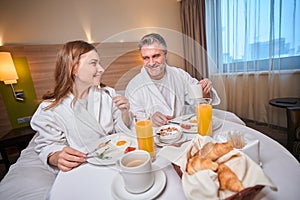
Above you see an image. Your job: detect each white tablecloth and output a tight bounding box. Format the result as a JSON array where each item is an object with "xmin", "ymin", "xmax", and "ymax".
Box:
[{"xmin": 48, "ymin": 110, "xmax": 300, "ymax": 200}]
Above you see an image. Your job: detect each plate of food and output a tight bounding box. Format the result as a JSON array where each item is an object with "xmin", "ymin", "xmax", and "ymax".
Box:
[
  {"xmin": 155, "ymin": 124, "xmax": 185, "ymax": 147},
  {"xmin": 170, "ymin": 115, "xmax": 223, "ymax": 133},
  {"xmin": 87, "ymin": 134, "xmax": 137, "ymax": 166}
]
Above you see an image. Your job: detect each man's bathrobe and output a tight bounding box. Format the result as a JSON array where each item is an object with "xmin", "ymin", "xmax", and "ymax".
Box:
[
  {"xmin": 31, "ymin": 86, "xmax": 131, "ymax": 173},
  {"xmin": 125, "ymin": 65, "xmax": 220, "ymax": 118}
]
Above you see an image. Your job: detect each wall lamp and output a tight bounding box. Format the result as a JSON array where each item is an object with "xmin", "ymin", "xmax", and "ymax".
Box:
[{"xmin": 0, "ymin": 52, "xmax": 25, "ymax": 101}]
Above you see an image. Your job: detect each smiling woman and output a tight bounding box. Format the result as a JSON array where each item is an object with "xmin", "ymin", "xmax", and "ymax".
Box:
[{"xmin": 0, "ymin": 40, "xmax": 134, "ymax": 200}]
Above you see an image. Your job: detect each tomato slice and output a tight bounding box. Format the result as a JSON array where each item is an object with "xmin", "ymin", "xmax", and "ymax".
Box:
[{"xmin": 124, "ymin": 146, "xmax": 136, "ymax": 154}]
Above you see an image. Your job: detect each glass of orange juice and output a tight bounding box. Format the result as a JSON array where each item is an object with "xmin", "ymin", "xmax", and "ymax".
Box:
[
  {"xmin": 134, "ymin": 113, "xmax": 155, "ymax": 158},
  {"xmin": 196, "ymin": 98, "xmax": 212, "ymax": 136}
]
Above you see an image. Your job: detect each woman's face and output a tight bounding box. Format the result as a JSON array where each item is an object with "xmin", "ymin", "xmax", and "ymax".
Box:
[
  {"xmin": 140, "ymin": 42, "xmax": 167, "ymax": 80},
  {"xmin": 74, "ymin": 50, "xmax": 104, "ymax": 89}
]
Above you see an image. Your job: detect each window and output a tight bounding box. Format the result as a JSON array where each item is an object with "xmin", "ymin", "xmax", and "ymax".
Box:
[{"xmin": 220, "ymin": 0, "xmax": 300, "ymax": 72}]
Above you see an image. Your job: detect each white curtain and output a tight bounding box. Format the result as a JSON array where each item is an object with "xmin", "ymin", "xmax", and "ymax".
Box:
[{"xmin": 206, "ymin": 0, "xmax": 300, "ymax": 127}]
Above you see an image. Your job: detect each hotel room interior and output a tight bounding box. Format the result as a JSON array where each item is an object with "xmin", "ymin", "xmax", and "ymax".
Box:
[{"xmin": 0, "ymin": 0, "xmax": 299, "ymax": 185}]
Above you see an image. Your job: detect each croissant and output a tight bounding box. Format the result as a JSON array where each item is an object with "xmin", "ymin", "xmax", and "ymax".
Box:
[
  {"xmin": 186, "ymin": 156, "xmax": 219, "ymax": 175},
  {"xmin": 203, "ymin": 142, "xmax": 233, "ymax": 161},
  {"xmin": 217, "ymin": 163, "xmax": 244, "ymax": 192}
]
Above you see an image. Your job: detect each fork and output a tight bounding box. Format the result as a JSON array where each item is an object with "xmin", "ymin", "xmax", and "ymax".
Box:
[{"xmin": 86, "ymin": 139, "xmax": 111, "ymax": 157}]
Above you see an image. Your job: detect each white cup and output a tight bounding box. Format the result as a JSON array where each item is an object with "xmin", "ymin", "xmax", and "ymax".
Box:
[
  {"xmin": 116, "ymin": 150, "xmax": 155, "ymax": 194},
  {"xmin": 188, "ymin": 84, "xmax": 203, "ymax": 99}
]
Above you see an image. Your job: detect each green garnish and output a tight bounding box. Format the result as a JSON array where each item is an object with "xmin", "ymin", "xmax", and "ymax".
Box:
[{"xmin": 95, "ymin": 147, "xmax": 112, "ymax": 160}]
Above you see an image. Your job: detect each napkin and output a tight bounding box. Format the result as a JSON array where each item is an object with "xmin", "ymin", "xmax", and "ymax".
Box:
[
  {"xmin": 241, "ymin": 139, "xmax": 261, "ymax": 165},
  {"xmin": 157, "ymin": 135, "xmax": 277, "ymax": 200}
]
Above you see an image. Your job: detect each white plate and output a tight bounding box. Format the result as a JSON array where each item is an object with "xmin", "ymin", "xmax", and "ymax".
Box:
[
  {"xmin": 87, "ymin": 134, "xmax": 137, "ymax": 166},
  {"xmin": 172, "ymin": 115, "xmax": 223, "ymax": 133},
  {"xmin": 155, "ymin": 134, "xmax": 187, "ymax": 147},
  {"xmin": 111, "ymin": 166, "xmax": 166, "ymax": 200}
]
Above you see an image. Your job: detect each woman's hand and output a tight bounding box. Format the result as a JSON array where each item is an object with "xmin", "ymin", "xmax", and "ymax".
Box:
[
  {"xmin": 112, "ymin": 95, "xmax": 131, "ymax": 127},
  {"xmin": 112, "ymin": 96, "xmax": 130, "ymax": 113},
  {"xmin": 199, "ymin": 78, "xmax": 212, "ymax": 97},
  {"xmin": 48, "ymin": 146, "xmax": 87, "ymax": 172}
]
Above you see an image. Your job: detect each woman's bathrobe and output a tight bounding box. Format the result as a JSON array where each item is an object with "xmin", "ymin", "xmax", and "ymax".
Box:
[
  {"xmin": 31, "ymin": 86, "xmax": 131, "ymax": 173},
  {"xmin": 125, "ymin": 65, "xmax": 220, "ymax": 118},
  {"xmin": 0, "ymin": 87, "xmax": 130, "ymax": 200}
]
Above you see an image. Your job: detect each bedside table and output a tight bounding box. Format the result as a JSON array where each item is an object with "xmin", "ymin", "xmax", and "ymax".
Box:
[{"xmin": 0, "ymin": 126, "xmax": 36, "ymax": 172}]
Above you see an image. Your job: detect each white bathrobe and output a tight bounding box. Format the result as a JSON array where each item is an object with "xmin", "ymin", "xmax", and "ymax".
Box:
[
  {"xmin": 31, "ymin": 86, "xmax": 130, "ymax": 172},
  {"xmin": 125, "ymin": 65, "xmax": 220, "ymax": 118}
]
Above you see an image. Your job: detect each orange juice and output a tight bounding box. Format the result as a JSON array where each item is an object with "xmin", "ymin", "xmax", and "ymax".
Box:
[
  {"xmin": 135, "ymin": 120, "xmax": 155, "ymax": 158},
  {"xmin": 196, "ymin": 104, "xmax": 212, "ymax": 136}
]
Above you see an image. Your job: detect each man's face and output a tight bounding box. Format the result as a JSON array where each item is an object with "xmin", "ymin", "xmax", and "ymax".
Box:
[{"xmin": 140, "ymin": 42, "xmax": 167, "ymax": 80}]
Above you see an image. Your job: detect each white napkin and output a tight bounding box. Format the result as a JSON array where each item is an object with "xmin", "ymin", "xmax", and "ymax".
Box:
[
  {"xmin": 241, "ymin": 139, "xmax": 261, "ymax": 165},
  {"xmin": 157, "ymin": 135, "xmax": 277, "ymax": 200}
]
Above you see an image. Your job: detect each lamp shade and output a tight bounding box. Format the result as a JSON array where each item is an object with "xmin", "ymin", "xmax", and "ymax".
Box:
[{"xmin": 0, "ymin": 52, "xmax": 18, "ymax": 84}]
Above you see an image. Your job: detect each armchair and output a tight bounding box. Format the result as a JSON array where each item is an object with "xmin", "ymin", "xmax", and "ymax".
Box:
[{"xmin": 287, "ymin": 106, "xmax": 300, "ymax": 161}]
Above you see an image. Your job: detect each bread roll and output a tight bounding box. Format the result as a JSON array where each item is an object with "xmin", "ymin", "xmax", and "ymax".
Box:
[
  {"xmin": 186, "ymin": 156, "xmax": 218, "ymax": 175},
  {"xmin": 217, "ymin": 163, "xmax": 244, "ymax": 192},
  {"xmin": 203, "ymin": 142, "xmax": 233, "ymax": 161}
]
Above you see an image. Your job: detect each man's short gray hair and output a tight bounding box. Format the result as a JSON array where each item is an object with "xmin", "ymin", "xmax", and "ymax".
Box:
[{"xmin": 138, "ymin": 33, "xmax": 167, "ymax": 52}]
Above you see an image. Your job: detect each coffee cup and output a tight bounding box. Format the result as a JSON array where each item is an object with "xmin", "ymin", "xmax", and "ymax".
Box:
[
  {"xmin": 116, "ymin": 150, "xmax": 155, "ymax": 194},
  {"xmin": 188, "ymin": 84, "xmax": 203, "ymax": 99}
]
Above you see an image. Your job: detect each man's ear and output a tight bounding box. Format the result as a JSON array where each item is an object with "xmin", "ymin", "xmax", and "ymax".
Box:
[{"xmin": 164, "ymin": 51, "xmax": 168, "ymax": 60}]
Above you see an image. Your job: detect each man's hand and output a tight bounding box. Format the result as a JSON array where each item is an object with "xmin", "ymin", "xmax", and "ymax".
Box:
[
  {"xmin": 151, "ymin": 112, "xmax": 173, "ymax": 127},
  {"xmin": 199, "ymin": 78, "xmax": 212, "ymax": 97}
]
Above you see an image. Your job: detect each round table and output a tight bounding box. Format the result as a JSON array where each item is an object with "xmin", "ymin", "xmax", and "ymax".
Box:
[{"xmin": 269, "ymin": 97, "xmax": 300, "ymax": 108}]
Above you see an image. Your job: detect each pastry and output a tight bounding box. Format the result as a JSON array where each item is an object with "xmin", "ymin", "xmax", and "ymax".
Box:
[
  {"xmin": 217, "ymin": 163, "xmax": 244, "ymax": 192},
  {"xmin": 203, "ymin": 142, "xmax": 233, "ymax": 161},
  {"xmin": 186, "ymin": 156, "xmax": 218, "ymax": 175}
]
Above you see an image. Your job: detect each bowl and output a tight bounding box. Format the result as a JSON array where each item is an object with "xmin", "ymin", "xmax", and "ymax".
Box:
[{"xmin": 156, "ymin": 124, "xmax": 183, "ymax": 144}]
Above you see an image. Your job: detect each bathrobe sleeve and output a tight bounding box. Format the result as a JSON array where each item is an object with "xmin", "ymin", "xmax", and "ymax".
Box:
[{"xmin": 31, "ymin": 102, "xmax": 67, "ymax": 173}]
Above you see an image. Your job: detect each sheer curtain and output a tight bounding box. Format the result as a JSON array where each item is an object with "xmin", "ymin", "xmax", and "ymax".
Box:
[{"xmin": 206, "ymin": 0, "xmax": 300, "ymax": 127}]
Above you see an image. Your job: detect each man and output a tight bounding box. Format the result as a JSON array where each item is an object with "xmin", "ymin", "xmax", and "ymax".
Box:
[{"xmin": 125, "ymin": 33, "xmax": 220, "ymax": 127}]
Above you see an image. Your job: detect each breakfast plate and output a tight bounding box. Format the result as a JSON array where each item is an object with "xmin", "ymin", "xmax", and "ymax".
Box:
[
  {"xmin": 170, "ymin": 115, "xmax": 223, "ymax": 133},
  {"xmin": 87, "ymin": 134, "xmax": 137, "ymax": 166},
  {"xmin": 111, "ymin": 165, "xmax": 166, "ymax": 200}
]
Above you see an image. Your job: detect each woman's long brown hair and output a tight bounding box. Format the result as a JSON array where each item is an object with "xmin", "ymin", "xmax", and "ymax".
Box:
[{"xmin": 42, "ymin": 40, "xmax": 96, "ymax": 110}]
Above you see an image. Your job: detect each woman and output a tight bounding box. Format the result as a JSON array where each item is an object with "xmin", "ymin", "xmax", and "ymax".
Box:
[{"xmin": 31, "ymin": 40, "xmax": 132, "ymax": 172}]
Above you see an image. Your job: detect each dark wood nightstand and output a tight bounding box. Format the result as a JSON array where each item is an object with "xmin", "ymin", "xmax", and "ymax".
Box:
[{"xmin": 0, "ymin": 126, "xmax": 36, "ymax": 172}]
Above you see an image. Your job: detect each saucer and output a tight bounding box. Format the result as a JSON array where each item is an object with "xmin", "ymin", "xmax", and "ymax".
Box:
[
  {"xmin": 111, "ymin": 166, "xmax": 167, "ymax": 200},
  {"xmin": 155, "ymin": 134, "xmax": 187, "ymax": 147}
]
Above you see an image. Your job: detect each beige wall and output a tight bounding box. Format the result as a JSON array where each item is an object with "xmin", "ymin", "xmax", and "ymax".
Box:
[{"xmin": 0, "ymin": 0, "xmax": 182, "ymax": 45}]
